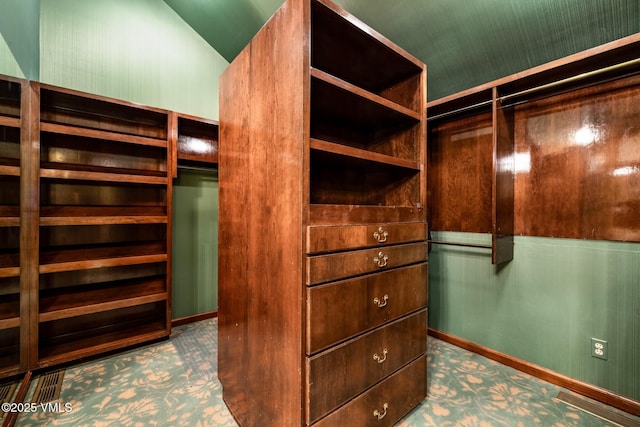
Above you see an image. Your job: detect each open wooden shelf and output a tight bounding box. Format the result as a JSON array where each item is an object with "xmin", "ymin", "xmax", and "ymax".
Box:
[
  {"xmin": 39, "ymin": 85, "xmax": 168, "ymax": 140},
  {"xmin": 0, "ymin": 165, "xmax": 20, "ymax": 177},
  {"xmin": 0, "ymin": 327, "xmax": 20, "ymax": 376},
  {"xmin": 0, "ymin": 217, "xmax": 19, "ymax": 227},
  {"xmin": 310, "ymin": 148, "xmax": 421, "ymax": 207},
  {"xmin": 40, "ymin": 216, "xmax": 167, "ymax": 226},
  {"xmin": 38, "ymin": 302, "xmax": 168, "ymax": 367},
  {"xmin": 0, "ymin": 77, "xmax": 21, "ymax": 119},
  {"xmin": 0, "ymin": 292, "xmax": 20, "ymax": 330},
  {"xmin": 39, "ymin": 242, "xmax": 167, "ymax": 274},
  {"xmin": 310, "ymin": 0, "xmax": 423, "ymax": 110},
  {"xmin": 0, "ymin": 77, "xmax": 176, "ymax": 379},
  {"xmin": 0, "ymin": 75, "xmax": 23, "ymax": 379},
  {"xmin": 312, "ymin": 68, "xmax": 421, "ymax": 121},
  {"xmin": 310, "ymin": 138, "xmax": 420, "ymax": 170},
  {"xmin": 32, "ymin": 84, "xmax": 173, "ymax": 369},
  {"xmin": 0, "ymin": 116, "xmax": 20, "ymax": 128},
  {"xmin": 311, "ymin": 69, "xmax": 420, "ymax": 132},
  {"xmin": 0, "ymin": 267, "xmax": 20, "ymax": 279},
  {"xmin": 40, "ymin": 162, "xmax": 167, "ymax": 185},
  {"xmin": 40, "ymin": 206, "xmax": 166, "ymax": 218},
  {"xmin": 176, "ymin": 114, "xmax": 219, "ymax": 165},
  {"xmin": 40, "ymin": 122, "xmax": 167, "ymax": 148},
  {"xmin": 39, "ymin": 276, "xmax": 166, "ymax": 317}
]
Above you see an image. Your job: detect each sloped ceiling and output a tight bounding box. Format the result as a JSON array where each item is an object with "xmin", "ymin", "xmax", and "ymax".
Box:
[{"xmin": 163, "ymin": 0, "xmax": 640, "ymax": 101}]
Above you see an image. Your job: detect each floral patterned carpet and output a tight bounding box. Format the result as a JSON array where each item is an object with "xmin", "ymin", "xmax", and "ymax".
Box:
[{"xmin": 14, "ymin": 319, "xmax": 639, "ymax": 426}]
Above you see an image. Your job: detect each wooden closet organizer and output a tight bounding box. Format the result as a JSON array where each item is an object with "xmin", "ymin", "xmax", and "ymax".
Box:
[
  {"xmin": 218, "ymin": 0, "xmax": 428, "ymax": 425},
  {"xmin": 0, "ymin": 75, "xmax": 219, "ymax": 382},
  {"xmin": 0, "ymin": 76, "xmax": 27, "ymax": 378}
]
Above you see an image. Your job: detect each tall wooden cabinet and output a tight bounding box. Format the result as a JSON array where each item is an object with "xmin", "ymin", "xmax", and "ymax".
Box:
[{"xmin": 218, "ymin": 0, "xmax": 428, "ymax": 425}]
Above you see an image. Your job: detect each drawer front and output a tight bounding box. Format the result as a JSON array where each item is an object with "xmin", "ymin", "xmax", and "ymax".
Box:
[
  {"xmin": 307, "ymin": 222, "xmax": 427, "ymax": 254},
  {"xmin": 306, "ymin": 262, "xmax": 428, "ymax": 354},
  {"xmin": 311, "ymin": 355, "xmax": 427, "ymax": 427},
  {"xmin": 306, "ymin": 242, "xmax": 428, "ymax": 285},
  {"xmin": 306, "ymin": 310, "xmax": 427, "ymax": 424}
]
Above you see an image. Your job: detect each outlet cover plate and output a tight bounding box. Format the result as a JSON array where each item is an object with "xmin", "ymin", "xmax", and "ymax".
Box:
[{"xmin": 591, "ymin": 338, "xmax": 608, "ymax": 360}]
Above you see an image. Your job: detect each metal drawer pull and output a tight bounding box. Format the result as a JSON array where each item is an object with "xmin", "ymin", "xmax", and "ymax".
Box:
[
  {"xmin": 373, "ymin": 227, "xmax": 388, "ymax": 243},
  {"xmin": 373, "ymin": 348, "xmax": 388, "ymax": 364},
  {"xmin": 373, "ymin": 252, "xmax": 388, "ymax": 268},
  {"xmin": 373, "ymin": 294, "xmax": 388, "ymax": 308},
  {"xmin": 373, "ymin": 403, "xmax": 388, "ymax": 420}
]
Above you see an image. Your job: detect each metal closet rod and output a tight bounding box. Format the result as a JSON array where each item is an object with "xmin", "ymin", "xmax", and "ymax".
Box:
[
  {"xmin": 177, "ymin": 164, "xmax": 218, "ymax": 173},
  {"xmin": 427, "ymin": 240, "xmax": 492, "ymax": 249},
  {"xmin": 427, "ymin": 57, "xmax": 640, "ymax": 122}
]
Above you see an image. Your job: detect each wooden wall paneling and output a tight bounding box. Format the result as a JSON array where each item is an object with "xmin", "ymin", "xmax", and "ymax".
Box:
[
  {"xmin": 513, "ymin": 73, "xmax": 640, "ymax": 242},
  {"xmin": 427, "ymin": 110, "xmax": 493, "ymax": 233},
  {"xmin": 491, "ymin": 87, "xmax": 514, "ymax": 264}
]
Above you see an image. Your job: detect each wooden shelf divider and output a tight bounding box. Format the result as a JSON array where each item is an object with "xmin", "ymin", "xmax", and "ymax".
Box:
[
  {"xmin": 40, "ymin": 122, "xmax": 167, "ymax": 148},
  {"xmin": 0, "ymin": 115, "xmax": 20, "ymax": 128}
]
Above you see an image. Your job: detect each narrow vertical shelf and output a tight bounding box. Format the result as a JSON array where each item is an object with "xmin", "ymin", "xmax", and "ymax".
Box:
[{"xmin": 0, "ymin": 75, "xmax": 25, "ymax": 378}]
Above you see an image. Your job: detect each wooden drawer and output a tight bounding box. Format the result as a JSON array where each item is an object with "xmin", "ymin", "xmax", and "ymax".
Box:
[
  {"xmin": 306, "ymin": 242, "xmax": 427, "ymax": 285},
  {"xmin": 306, "ymin": 310, "xmax": 426, "ymax": 425},
  {"xmin": 311, "ymin": 354, "xmax": 427, "ymax": 427},
  {"xmin": 306, "ymin": 262, "xmax": 427, "ymax": 354},
  {"xmin": 306, "ymin": 222, "xmax": 427, "ymax": 254}
]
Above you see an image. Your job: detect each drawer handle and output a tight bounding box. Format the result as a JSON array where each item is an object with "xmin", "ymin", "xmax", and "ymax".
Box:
[
  {"xmin": 373, "ymin": 403, "xmax": 388, "ymax": 420},
  {"xmin": 373, "ymin": 294, "xmax": 388, "ymax": 308},
  {"xmin": 373, "ymin": 348, "xmax": 388, "ymax": 364},
  {"xmin": 373, "ymin": 252, "xmax": 388, "ymax": 268},
  {"xmin": 373, "ymin": 227, "xmax": 388, "ymax": 243}
]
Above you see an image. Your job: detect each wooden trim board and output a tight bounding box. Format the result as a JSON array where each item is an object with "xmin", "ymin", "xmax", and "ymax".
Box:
[{"xmin": 428, "ymin": 328, "xmax": 640, "ymax": 417}]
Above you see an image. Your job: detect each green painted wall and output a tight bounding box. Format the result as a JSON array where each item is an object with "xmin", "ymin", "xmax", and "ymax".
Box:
[
  {"xmin": 429, "ymin": 231, "xmax": 640, "ymax": 401},
  {"xmin": 0, "ymin": 0, "xmax": 39, "ymax": 79},
  {"xmin": 172, "ymin": 169, "xmax": 219, "ymax": 319},
  {"xmin": 39, "ymin": 0, "xmax": 228, "ymax": 119}
]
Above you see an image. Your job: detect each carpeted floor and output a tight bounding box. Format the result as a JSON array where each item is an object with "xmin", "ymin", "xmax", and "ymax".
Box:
[{"xmin": 13, "ymin": 318, "xmax": 640, "ymax": 426}]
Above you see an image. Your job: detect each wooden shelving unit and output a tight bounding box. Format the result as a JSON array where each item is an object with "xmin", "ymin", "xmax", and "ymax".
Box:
[
  {"xmin": 0, "ymin": 79, "xmax": 215, "ymax": 378},
  {"xmin": 0, "ymin": 75, "xmax": 26, "ymax": 378},
  {"xmin": 33, "ymin": 84, "xmax": 173, "ymax": 368},
  {"xmin": 219, "ymin": 0, "xmax": 427, "ymax": 425}
]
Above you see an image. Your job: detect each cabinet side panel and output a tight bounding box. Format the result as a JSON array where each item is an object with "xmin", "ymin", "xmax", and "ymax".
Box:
[
  {"xmin": 218, "ymin": 0, "xmax": 307, "ymax": 425},
  {"xmin": 218, "ymin": 39, "xmax": 252, "ymax": 424}
]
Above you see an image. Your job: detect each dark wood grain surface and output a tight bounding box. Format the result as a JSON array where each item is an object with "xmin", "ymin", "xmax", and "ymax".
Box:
[
  {"xmin": 306, "ymin": 262, "xmax": 428, "ymax": 353},
  {"xmin": 428, "ymin": 111, "xmax": 493, "ymax": 233},
  {"xmin": 306, "ymin": 310, "xmax": 427, "ymax": 424},
  {"xmin": 218, "ymin": 0, "xmax": 306, "ymax": 425}
]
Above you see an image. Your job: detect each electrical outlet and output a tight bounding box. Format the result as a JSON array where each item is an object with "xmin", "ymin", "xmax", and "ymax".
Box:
[{"xmin": 591, "ymin": 338, "xmax": 607, "ymax": 360}]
